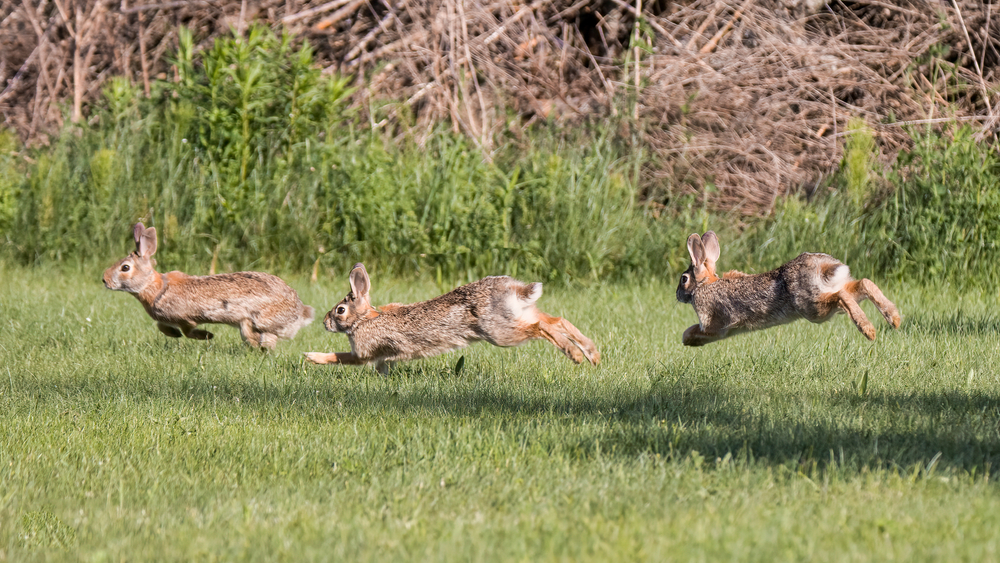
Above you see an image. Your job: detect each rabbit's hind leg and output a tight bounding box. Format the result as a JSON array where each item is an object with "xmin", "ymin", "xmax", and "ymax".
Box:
[
  {"xmin": 848, "ymin": 279, "xmax": 901, "ymax": 329},
  {"xmin": 238, "ymin": 319, "xmax": 266, "ymax": 348},
  {"xmin": 539, "ymin": 314, "xmax": 600, "ymax": 366},
  {"xmin": 835, "ymin": 290, "xmax": 876, "ymax": 340},
  {"xmin": 237, "ymin": 321, "xmax": 278, "ymax": 350},
  {"xmin": 533, "ymin": 316, "xmax": 586, "ymax": 364},
  {"xmin": 259, "ymin": 333, "xmax": 278, "ymax": 350}
]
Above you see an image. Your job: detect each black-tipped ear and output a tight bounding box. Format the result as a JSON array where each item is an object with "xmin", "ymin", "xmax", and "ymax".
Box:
[
  {"xmin": 138, "ymin": 227, "xmax": 158, "ymax": 258},
  {"xmin": 349, "ymin": 263, "xmax": 370, "ymax": 301},
  {"xmin": 686, "ymin": 233, "xmax": 705, "ymax": 265},
  {"xmin": 701, "ymin": 231, "xmax": 721, "ymax": 264},
  {"xmin": 133, "ymin": 223, "xmax": 145, "ymax": 250}
]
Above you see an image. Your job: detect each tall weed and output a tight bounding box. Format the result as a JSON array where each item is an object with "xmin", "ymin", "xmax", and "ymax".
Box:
[
  {"xmin": 733, "ymin": 125, "xmax": 1000, "ymax": 289},
  {"xmin": 842, "ymin": 116, "xmax": 878, "ymax": 207},
  {"xmin": 0, "ymin": 128, "xmax": 20, "ymax": 238},
  {"xmin": 874, "ymin": 126, "xmax": 1000, "ymax": 285}
]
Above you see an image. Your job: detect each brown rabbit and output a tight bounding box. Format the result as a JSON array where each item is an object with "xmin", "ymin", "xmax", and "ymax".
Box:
[
  {"xmin": 676, "ymin": 231, "xmax": 901, "ymax": 346},
  {"xmin": 304, "ymin": 263, "xmax": 600, "ymax": 373},
  {"xmin": 103, "ymin": 223, "xmax": 313, "ymax": 349}
]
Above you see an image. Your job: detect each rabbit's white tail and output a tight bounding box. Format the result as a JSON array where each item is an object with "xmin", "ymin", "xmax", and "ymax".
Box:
[
  {"xmin": 505, "ymin": 282, "xmax": 542, "ymax": 323},
  {"xmin": 818, "ymin": 263, "xmax": 851, "ymax": 293},
  {"xmin": 523, "ymin": 282, "xmax": 542, "ymax": 304}
]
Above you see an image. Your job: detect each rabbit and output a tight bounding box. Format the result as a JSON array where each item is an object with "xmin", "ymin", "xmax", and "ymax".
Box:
[
  {"xmin": 675, "ymin": 231, "xmax": 901, "ymax": 346},
  {"xmin": 304, "ymin": 263, "xmax": 600, "ymax": 373},
  {"xmin": 103, "ymin": 222, "xmax": 313, "ymax": 349}
]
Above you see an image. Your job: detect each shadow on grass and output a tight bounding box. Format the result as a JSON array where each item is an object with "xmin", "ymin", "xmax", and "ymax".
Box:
[
  {"xmin": 349, "ymin": 380, "xmax": 1000, "ymax": 475},
  {"xmin": 14, "ymin": 359, "xmax": 1000, "ymax": 477},
  {"xmin": 559, "ymin": 385, "xmax": 1000, "ymax": 475},
  {"xmin": 902, "ymin": 311, "xmax": 1000, "ymax": 337}
]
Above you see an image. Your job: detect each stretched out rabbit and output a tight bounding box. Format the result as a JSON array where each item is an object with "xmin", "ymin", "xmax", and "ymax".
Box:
[
  {"xmin": 304, "ymin": 263, "xmax": 600, "ymax": 372},
  {"xmin": 103, "ymin": 223, "xmax": 313, "ymax": 349},
  {"xmin": 676, "ymin": 231, "xmax": 901, "ymax": 346}
]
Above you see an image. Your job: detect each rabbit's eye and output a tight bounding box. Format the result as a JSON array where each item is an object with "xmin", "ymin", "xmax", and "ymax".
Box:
[
  {"xmin": 336, "ymin": 306, "xmax": 346, "ymax": 315},
  {"xmin": 121, "ymin": 264, "xmax": 131, "ymax": 272},
  {"xmin": 681, "ymin": 273, "xmax": 690, "ymax": 284}
]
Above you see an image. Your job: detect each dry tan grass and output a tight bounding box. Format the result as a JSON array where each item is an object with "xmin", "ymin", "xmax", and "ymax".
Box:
[{"xmin": 1, "ymin": 0, "xmax": 998, "ymax": 213}]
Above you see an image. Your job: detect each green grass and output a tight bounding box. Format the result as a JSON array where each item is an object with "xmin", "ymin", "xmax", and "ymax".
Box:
[{"xmin": 2, "ymin": 264, "xmax": 1000, "ymax": 561}]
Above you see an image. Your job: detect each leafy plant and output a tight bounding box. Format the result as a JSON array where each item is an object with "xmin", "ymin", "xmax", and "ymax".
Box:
[
  {"xmin": 0, "ymin": 26, "xmax": 677, "ymax": 283},
  {"xmin": 874, "ymin": 126, "xmax": 1000, "ymax": 286},
  {"xmin": 731, "ymin": 124, "xmax": 1000, "ymax": 289},
  {"xmin": 841, "ymin": 116, "xmax": 878, "ymax": 208},
  {"xmin": 0, "ymin": 128, "xmax": 20, "ymax": 238}
]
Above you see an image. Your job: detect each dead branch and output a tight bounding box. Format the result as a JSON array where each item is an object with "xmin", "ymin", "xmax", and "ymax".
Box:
[{"xmin": 314, "ymin": 0, "xmax": 366, "ymax": 30}]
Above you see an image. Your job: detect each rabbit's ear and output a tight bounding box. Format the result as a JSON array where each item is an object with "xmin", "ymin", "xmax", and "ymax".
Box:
[
  {"xmin": 701, "ymin": 231, "xmax": 721, "ymax": 264},
  {"xmin": 349, "ymin": 263, "xmax": 371, "ymax": 301},
  {"xmin": 138, "ymin": 227, "xmax": 158, "ymax": 258},
  {"xmin": 133, "ymin": 223, "xmax": 146, "ymax": 250},
  {"xmin": 687, "ymin": 233, "xmax": 706, "ymax": 265}
]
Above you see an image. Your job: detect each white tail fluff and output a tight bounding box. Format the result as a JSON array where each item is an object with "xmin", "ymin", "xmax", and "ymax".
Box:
[
  {"xmin": 505, "ymin": 282, "xmax": 542, "ymax": 323},
  {"xmin": 525, "ymin": 282, "xmax": 542, "ymax": 304},
  {"xmin": 818, "ymin": 263, "xmax": 851, "ymax": 293}
]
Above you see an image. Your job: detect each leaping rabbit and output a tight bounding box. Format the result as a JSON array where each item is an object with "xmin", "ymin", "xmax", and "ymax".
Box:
[
  {"xmin": 304, "ymin": 263, "xmax": 600, "ymax": 373},
  {"xmin": 103, "ymin": 223, "xmax": 313, "ymax": 349},
  {"xmin": 676, "ymin": 231, "xmax": 901, "ymax": 346}
]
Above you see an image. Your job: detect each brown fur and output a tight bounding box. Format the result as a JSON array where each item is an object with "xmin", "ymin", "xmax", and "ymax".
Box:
[
  {"xmin": 103, "ymin": 223, "xmax": 313, "ymax": 349},
  {"xmin": 304, "ymin": 263, "xmax": 600, "ymax": 372},
  {"xmin": 675, "ymin": 231, "xmax": 901, "ymax": 346}
]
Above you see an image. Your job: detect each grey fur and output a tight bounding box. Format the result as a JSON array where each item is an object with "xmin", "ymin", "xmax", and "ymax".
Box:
[
  {"xmin": 676, "ymin": 231, "xmax": 901, "ymax": 346},
  {"xmin": 103, "ymin": 223, "xmax": 313, "ymax": 349},
  {"xmin": 305, "ymin": 263, "xmax": 600, "ymax": 372}
]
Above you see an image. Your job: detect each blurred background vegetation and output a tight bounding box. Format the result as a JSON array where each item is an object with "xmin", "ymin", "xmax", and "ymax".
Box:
[{"xmin": 1, "ymin": 24, "xmax": 998, "ymax": 288}]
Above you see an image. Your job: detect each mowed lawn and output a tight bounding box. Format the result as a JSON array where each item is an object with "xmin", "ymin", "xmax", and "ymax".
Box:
[{"xmin": 2, "ymin": 265, "xmax": 999, "ymax": 561}]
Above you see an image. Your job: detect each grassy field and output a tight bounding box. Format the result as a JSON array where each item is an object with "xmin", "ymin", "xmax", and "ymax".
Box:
[{"xmin": 2, "ymin": 263, "xmax": 999, "ymax": 561}]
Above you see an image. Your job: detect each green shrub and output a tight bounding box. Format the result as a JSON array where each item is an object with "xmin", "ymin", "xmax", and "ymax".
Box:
[
  {"xmin": 0, "ymin": 128, "xmax": 19, "ymax": 238},
  {"xmin": 841, "ymin": 116, "xmax": 878, "ymax": 208},
  {"xmin": 731, "ymin": 125, "xmax": 1000, "ymax": 289},
  {"xmin": 873, "ymin": 126, "xmax": 1000, "ymax": 285},
  {"xmin": 169, "ymin": 25, "xmax": 354, "ymax": 191},
  {"xmin": 1, "ymin": 25, "xmax": 680, "ymax": 283}
]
